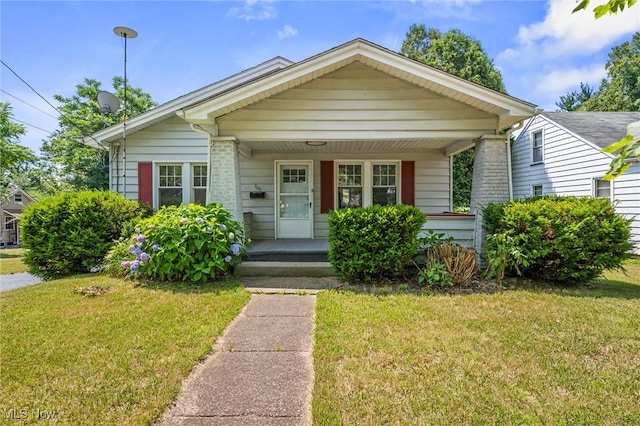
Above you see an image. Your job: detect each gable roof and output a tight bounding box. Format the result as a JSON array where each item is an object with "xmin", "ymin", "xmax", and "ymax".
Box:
[
  {"xmin": 542, "ymin": 111, "xmax": 640, "ymax": 149},
  {"xmin": 183, "ymin": 38, "xmax": 537, "ymax": 132},
  {"xmin": 83, "ymin": 56, "xmax": 294, "ymax": 149},
  {"xmin": 85, "ymin": 38, "xmax": 537, "ymax": 149}
]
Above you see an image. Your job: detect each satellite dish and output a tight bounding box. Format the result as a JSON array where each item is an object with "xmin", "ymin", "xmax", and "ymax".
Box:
[
  {"xmin": 113, "ymin": 26, "xmax": 138, "ymax": 39},
  {"xmin": 97, "ymin": 91, "xmax": 121, "ymax": 115}
]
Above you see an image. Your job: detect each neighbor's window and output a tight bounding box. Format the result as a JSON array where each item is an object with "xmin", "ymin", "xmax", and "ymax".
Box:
[
  {"xmin": 532, "ymin": 184, "xmax": 543, "ymax": 196},
  {"xmin": 13, "ymin": 193, "xmax": 22, "ymax": 203},
  {"xmin": 337, "ymin": 164, "xmax": 362, "ymax": 208},
  {"xmin": 159, "ymin": 165, "xmax": 183, "ymax": 206},
  {"xmin": 4, "ymin": 216, "xmax": 14, "ymax": 230},
  {"xmin": 594, "ymin": 178, "xmax": 611, "ymax": 198},
  {"xmin": 192, "ymin": 165, "xmax": 207, "ymax": 206},
  {"xmin": 372, "ymin": 164, "xmax": 397, "ymax": 206},
  {"xmin": 532, "ymin": 130, "xmax": 544, "ymax": 163}
]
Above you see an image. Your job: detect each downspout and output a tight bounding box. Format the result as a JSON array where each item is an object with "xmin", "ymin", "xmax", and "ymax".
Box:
[{"xmin": 189, "ymin": 122, "xmax": 215, "ymax": 205}]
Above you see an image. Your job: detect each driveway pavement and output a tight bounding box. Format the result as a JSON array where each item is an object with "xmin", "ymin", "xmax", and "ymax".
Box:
[{"xmin": 0, "ymin": 272, "xmax": 42, "ymax": 292}]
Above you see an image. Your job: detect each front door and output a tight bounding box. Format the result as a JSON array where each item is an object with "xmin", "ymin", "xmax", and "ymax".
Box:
[{"xmin": 276, "ymin": 161, "xmax": 313, "ymax": 238}]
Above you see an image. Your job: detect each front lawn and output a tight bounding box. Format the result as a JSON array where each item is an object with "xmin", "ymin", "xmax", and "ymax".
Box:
[
  {"xmin": 0, "ymin": 248, "xmax": 27, "ymax": 274},
  {"xmin": 0, "ymin": 276, "xmax": 249, "ymax": 425},
  {"xmin": 313, "ymin": 259, "xmax": 640, "ymax": 425}
]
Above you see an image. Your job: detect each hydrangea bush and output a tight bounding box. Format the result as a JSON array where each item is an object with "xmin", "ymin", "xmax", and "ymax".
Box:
[{"xmin": 113, "ymin": 203, "xmax": 249, "ymax": 282}]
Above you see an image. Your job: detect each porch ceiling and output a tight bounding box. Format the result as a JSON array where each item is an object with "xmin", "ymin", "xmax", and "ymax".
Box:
[{"xmin": 239, "ymin": 138, "xmax": 464, "ymax": 153}]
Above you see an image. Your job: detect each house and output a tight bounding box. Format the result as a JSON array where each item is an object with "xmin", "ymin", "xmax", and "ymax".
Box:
[
  {"xmin": 511, "ymin": 111, "xmax": 640, "ymax": 254},
  {"xmin": 1, "ymin": 187, "xmax": 36, "ymax": 246},
  {"xmin": 85, "ymin": 38, "xmax": 538, "ymax": 254}
]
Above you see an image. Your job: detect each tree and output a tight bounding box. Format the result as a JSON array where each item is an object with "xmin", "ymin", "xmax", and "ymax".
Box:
[
  {"xmin": 573, "ymin": 0, "xmax": 638, "ymax": 18},
  {"xmin": 555, "ymin": 82, "xmax": 594, "ymax": 111},
  {"xmin": 0, "ymin": 102, "xmax": 36, "ymax": 197},
  {"xmin": 40, "ymin": 77, "xmax": 157, "ymax": 190},
  {"xmin": 400, "ymin": 25, "xmax": 507, "ymax": 210}
]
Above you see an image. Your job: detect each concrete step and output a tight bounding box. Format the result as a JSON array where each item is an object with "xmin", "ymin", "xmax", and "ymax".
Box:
[{"xmin": 235, "ymin": 261, "xmax": 335, "ymax": 277}]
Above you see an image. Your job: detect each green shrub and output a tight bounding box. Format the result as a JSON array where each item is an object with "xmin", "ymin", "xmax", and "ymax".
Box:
[
  {"xmin": 483, "ymin": 195, "xmax": 632, "ymax": 283},
  {"xmin": 109, "ymin": 203, "xmax": 248, "ymax": 282},
  {"xmin": 21, "ymin": 190, "xmax": 149, "ymax": 280},
  {"xmin": 328, "ymin": 204, "xmax": 426, "ymax": 282}
]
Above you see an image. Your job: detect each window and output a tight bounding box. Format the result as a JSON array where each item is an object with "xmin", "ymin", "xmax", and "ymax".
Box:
[
  {"xmin": 532, "ymin": 130, "xmax": 543, "ymax": 163},
  {"xmin": 4, "ymin": 216, "xmax": 14, "ymax": 230},
  {"xmin": 532, "ymin": 184, "xmax": 543, "ymax": 196},
  {"xmin": 192, "ymin": 165, "xmax": 207, "ymax": 206},
  {"xmin": 13, "ymin": 193, "xmax": 22, "ymax": 203},
  {"xmin": 594, "ymin": 179, "xmax": 611, "ymax": 198},
  {"xmin": 337, "ymin": 162, "xmax": 399, "ymax": 209},
  {"xmin": 372, "ymin": 164, "xmax": 397, "ymax": 206},
  {"xmin": 337, "ymin": 164, "xmax": 362, "ymax": 208},
  {"xmin": 159, "ymin": 165, "xmax": 183, "ymax": 206}
]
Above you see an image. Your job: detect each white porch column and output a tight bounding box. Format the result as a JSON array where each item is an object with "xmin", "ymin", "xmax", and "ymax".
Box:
[
  {"xmin": 470, "ymin": 134, "xmax": 510, "ymax": 259},
  {"xmin": 208, "ymin": 136, "xmax": 242, "ymax": 221}
]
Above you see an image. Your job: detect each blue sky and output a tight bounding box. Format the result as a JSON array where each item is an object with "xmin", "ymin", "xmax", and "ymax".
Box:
[{"xmin": 2, "ymin": 0, "xmax": 639, "ymax": 153}]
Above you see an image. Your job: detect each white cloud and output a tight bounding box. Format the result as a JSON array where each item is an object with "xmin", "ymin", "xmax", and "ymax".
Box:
[
  {"xmin": 277, "ymin": 25, "xmax": 298, "ymax": 40},
  {"xmin": 534, "ymin": 63, "xmax": 607, "ymax": 94},
  {"xmin": 499, "ymin": 0, "xmax": 639, "ymax": 63},
  {"xmin": 227, "ymin": 0, "xmax": 277, "ymax": 21}
]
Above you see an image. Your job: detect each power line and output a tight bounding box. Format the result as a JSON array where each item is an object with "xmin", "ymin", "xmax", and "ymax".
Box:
[
  {"xmin": 10, "ymin": 118, "xmax": 54, "ymax": 134},
  {"xmin": 1, "ymin": 89, "xmax": 59, "ymax": 119},
  {"xmin": 1, "ymin": 60, "xmax": 63, "ymax": 116}
]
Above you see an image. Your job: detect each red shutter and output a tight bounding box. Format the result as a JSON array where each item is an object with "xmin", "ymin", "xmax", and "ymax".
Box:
[
  {"xmin": 138, "ymin": 162, "xmax": 153, "ymax": 206},
  {"xmin": 320, "ymin": 161, "xmax": 334, "ymax": 214},
  {"xmin": 401, "ymin": 160, "xmax": 415, "ymax": 206}
]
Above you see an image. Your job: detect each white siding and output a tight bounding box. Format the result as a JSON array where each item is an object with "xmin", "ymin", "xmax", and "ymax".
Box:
[
  {"xmin": 218, "ymin": 62, "xmax": 497, "ymax": 142},
  {"xmin": 421, "ymin": 215, "xmax": 476, "ymax": 248},
  {"xmin": 239, "ymin": 150, "xmax": 451, "ymax": 240},
  {"xmin": 109, "ymin": 116, "xmax": 209, "ymax": 204},
  {"xmin": 512, "ymin": 115, "xmax": 640, "ymax": 253}
]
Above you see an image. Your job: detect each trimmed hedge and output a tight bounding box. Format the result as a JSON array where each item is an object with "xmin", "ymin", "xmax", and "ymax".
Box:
[
  {"xmin": 328, "ymin": 204, "xmax": 426, "ymax": 282},
  {"xmin": 21, "ymin": 190, "xmax": 150, "ymax": 280},
  {"xmin": 483, "ymin": 195, "xmax": 632, "ymax": 283}
]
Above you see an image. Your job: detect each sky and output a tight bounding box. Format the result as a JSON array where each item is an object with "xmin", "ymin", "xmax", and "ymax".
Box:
[{"xmin": 2, "ymin": 0, "xmax": 639, "ymax": 154}]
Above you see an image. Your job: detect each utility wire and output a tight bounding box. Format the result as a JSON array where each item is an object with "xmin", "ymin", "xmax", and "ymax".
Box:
[
  {"xmin": 1, "ymin": 59, "xmax": 108, "ymax": 151},
  {"xmin": 1, "ymin": 60, "xmax": 63, "ymax": 116},
  {"xmin": 10, "ymin": 118, "xmax": 54, "ymax": 134},
  {"xmin": 1, "ymin": 89, "xmax": 59, "ymax": 119}
]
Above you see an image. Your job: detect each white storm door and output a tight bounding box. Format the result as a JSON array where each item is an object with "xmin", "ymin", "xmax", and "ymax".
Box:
[{"xmin": 276, "ymin": 162, "xmax": 313, "ymax": 238}]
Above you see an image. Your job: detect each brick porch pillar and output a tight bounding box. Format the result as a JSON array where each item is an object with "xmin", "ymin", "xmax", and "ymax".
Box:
[
  {"xmin": 208, "ymin": 136, "xmax": 242, "ymax": 221},
  {"xmin": 470, "ymin": 134, "xmax": 510, "ymax": 259}
]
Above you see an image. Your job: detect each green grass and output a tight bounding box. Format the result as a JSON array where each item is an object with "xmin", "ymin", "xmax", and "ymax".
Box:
[
  {"xmin": 0, "ymin": 275, "xmax": 250, "ymax": 425},
  {"xmin": 0, "ymin": 248, "xmax": 27, "ymax": 274},
  {"xmin": 313, "ymin": 259, "xmax": 640, "ymax": 425}
]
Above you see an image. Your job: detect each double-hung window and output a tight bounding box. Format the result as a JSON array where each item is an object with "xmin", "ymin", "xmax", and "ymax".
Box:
[
  {"xmin": 532, "ymin": 130, "xmax": 544, "ymax": 164},
  {"xmin": 337, "ymin": 161, "xmax": 399, "ymax": 209},
  {"xmin": 192, "ymin": 164, "xmax": 207, "ymax": 206},
  {"xmin": 158, "ymin": 165, "xmax": 183, "ymax": 207},
  {"xmin": 4, "ymin": 216, "xmax": 14, "ymax": 230},
  {"xmin": 13, "ymin": 193, "xmax": 22, "ymax": 203},
  {"xmin": 532, "ymin": 184, "xmax": 543, "ymax": 196},
  {"xmin": 593, "ymin": 178, "xmax": 611, "ymax": 199}
]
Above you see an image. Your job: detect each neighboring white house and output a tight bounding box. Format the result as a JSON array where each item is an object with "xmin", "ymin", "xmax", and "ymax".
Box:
[
  {"xmin": 85, "ymin": 38, "xmax": 538, "ymax": 253},
  {"xmin": 512, "ymin": 111, "xmax": 640, "ymax": 254}
]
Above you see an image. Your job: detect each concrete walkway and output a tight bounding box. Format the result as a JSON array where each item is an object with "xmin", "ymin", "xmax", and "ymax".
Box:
[{"xmin": 159, "ymin": 294, "xmax": 316, "ymax": 426}]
